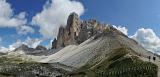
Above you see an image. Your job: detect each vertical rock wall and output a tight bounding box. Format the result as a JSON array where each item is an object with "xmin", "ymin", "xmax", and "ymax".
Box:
[{"xmin": 52, "ymin": 12, "xmax": 109, "ymax": 49}]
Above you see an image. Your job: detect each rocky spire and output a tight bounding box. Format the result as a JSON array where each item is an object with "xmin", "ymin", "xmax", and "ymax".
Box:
[
  {"xmin": 51, "ymin": 12, "xmax": 118, "ymax": 49},
  {"xmin": 66, "ymin": 12, "xmax": 81, "ymax": 39},
  {"xmin": 52, "ymin": 12, "xmax": 81, "ymax": 49}
]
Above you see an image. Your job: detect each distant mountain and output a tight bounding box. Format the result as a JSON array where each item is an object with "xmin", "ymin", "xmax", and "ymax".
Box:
[
  {"xmin": 0, "ymin": 13, "xmax": 158, "ymax": 77},
  {"xmin": 9, "ymin": 44, "xmax": 52, "ymax": 56}
]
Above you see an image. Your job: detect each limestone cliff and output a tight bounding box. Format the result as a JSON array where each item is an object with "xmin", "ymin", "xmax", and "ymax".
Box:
[{"xmin": 52, "ymin": 12, "xmax": 109, "ymax": 49}]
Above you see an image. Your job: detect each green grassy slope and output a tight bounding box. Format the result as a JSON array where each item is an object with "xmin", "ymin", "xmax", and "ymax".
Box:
[{"xmin": 67, "ymin": 48, "xmax": 158, "ymax": 77}]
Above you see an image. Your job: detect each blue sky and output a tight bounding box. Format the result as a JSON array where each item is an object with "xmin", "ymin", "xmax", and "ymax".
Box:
[
  {"xmin": 81, "ymin": 0, "xmax": 160, "ymax": 36},
  {"xmin": 1, "ymin": 0, "xmax": 46, "ymax": 47},
  {"xmin": 0, "ymin": 0, "xmax": 160, "ymax": 52}
]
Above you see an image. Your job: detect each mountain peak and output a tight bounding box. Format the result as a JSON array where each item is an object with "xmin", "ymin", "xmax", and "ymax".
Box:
[
  {"xmin": 51, "ymin": 13, "xmax": 121, "ymax": 49},
  {"xmin": 14, "ymin": 44, "xmax": 29, "ymax": 51}
]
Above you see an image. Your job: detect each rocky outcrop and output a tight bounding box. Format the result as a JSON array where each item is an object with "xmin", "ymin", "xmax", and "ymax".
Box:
[
  {"xmin": 52, "ymin": 13, "xmax": 109, "ymax": 49},
  {"xmin": 52, "ymin": 38, "xmax": 57, "ymax": 49},
  {"xmin": 35, "ymin": 45, "xmax": 47, "ymax": 50},
  {"xmin": 77, "ymin": 19, "xmax": 108, "ymax": 43},
  {"xmin": 54, "ymin": 12, "xmax": 81, "ymax": 49},
  {"xmin": 14, "ymin": 44, "xmax": 32, "ymax": 51},
  {"xmin": 13, "ymin": 44, "xmax": 48, "ymax": 55}
]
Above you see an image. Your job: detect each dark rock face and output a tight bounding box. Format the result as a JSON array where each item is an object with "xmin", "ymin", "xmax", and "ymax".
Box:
[
  {"xmin": 52, "ymin": 38, "xmax": 57, "ymax": 49},
  {"xmin": 15, "ymin": 44, "xmax": 47, "ymax": 51},
  {"xmin": 14, "ymin": 44, "xmax": 48, "ymax": 55},
  {"xmin": 35, "ymin": 45, "xmax": 47, "ymax": 50},
  {"xmin": 14, "ymin": 44, "xmax": 31, "ymax": 51},
  {"xmin": 52, "ymin": 12, "xmax": 110, "ymax": 49}
]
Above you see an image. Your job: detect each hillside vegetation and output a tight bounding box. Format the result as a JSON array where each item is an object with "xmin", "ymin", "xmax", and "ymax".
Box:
[{"xmin": 67, "ymin": 48, "xmax": 158, "ymax": 77}]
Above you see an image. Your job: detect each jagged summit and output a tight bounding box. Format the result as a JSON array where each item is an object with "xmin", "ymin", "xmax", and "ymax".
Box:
[
  {"xmin": 51, "ymin": 12, "xmax": 119, "ymax": 49},
  {"xmin": 14, "ymin": 44, "xmax": 47, "ymax": 51},
  {"xmin": 12, "ymin": 44, "xmax": 48, "ymax": 56},
  {"xmin": 14, "ymin": 44, "xmax": 31, "ymax": 51}
]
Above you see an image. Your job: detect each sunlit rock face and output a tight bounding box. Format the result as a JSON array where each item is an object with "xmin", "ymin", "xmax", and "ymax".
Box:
[{"xmin": 52, "ymin": 12, "xmax": 108, "ymax": 49}]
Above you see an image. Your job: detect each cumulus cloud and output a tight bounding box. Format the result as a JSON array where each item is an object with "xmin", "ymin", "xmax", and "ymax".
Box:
[
  {"xmin": 112, "ymin": 26, "xmax": 160, "ymax": 54},
  {"xmin": 113, "ymin": 25, "xmax": 128, "ymax": 35},
  {"xmin": 11, "ymin": 37, "xmax": 42, "ymax": 49},
  {"xmin": 130, "ymin": 28, "xmax": 160, "ymax": 54},
  {"xmin": 32, "ymin": 0, "xmax": 85, "ymax": 39},
  {"xmin": 8, "ymin": 39, "xmax": 23, "ymax": 51},
  {"xmin": 23, "ymin": 37, "xmax": 42, "ymax": 48},
  {"xmin": 17, "ymin": 25, "xmax": 34, "ymax": 35},
  {"xmin": 0, "ymin": 47, "xmax": 9, "ymax": 53},
  {"xmin": 0, "ymin": 0, "xmax": 34, "ymax": 35}
]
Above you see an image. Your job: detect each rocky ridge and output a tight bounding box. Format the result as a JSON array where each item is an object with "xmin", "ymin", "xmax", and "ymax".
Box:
[
  {"xmin": 12, "ymin": 44, "xmax": 49, "ymax": 56},
  {"xmin": 52, "ymin": 12, "xmax": 111, "ymax": 49}
]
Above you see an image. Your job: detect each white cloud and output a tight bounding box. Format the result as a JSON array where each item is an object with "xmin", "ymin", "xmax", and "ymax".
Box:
[
  {"xmin": 16, "ymin": 12, "xmax": 26, "ymax": 19},
  {"xmin": 10, "ymin": 37, "xmax": 42, "ymax": 49},
  {"xmin": 45, "ymin": 39, "xmax": 53, "ymax": 49},
  {"xmin": 23, "ymin": 37, "xmax": 42, "ymax": 48},
  {"xmin": 0, "ymin": 0, "xmax": 13, "ymax": 18},
  {"xmin": 8, "ymin": 39, "xmax": 23, "ymax": 51},
  {"xmin": 0, "ymin": 37, "xmax": 2, "ymax": 42},
  {"xmin": 0, "ymin": 47, "xmax": 9, "ymax": 53},
  {"xmin": 111, "ymin": 26, "xmax": 160, "ymax": 54},
  {"xmin": 113, "ymin": 25, "xmax": 128, "ymax": 35},
  {"xmin": 130, "ymin": 28, "xmax": 160, "ymax": 54},
  {"xmin": 0, "ymin": 0, "xmax": 34, "ymax": 35},
  {"xmin": 32, "ymin": 0, "xmax": 85, "ymax": 39},
  {"xmin": 17, "ymin": 25, "xmax": 35, "ymax": 35}
]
